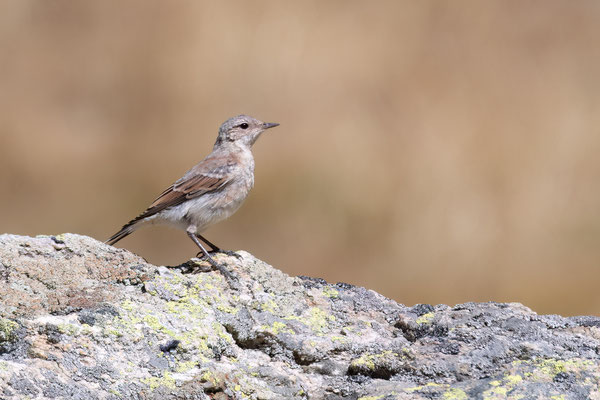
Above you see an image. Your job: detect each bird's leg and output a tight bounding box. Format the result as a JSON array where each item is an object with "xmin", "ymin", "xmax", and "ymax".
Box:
[
  {"xmin": 195, "ymin": 234, "xmax": 221, "ymax": 252},
  {"xmin": 187, "ymin": 231, "xmax": 237, "ymax": 284},
  {"xmin": 195, "ymin": 233, "xmax": 241, "ymax": 259}
]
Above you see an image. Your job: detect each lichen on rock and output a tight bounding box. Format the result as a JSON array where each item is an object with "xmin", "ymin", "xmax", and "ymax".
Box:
[{"xmin": 0, "ymin": 233, "xmax": 599, "ymax": 399}]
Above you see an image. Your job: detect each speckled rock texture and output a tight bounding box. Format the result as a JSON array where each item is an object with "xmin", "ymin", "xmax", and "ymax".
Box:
[{"xmin": 0, "ymin": 234, "xmax": 599, "ymax": 400}]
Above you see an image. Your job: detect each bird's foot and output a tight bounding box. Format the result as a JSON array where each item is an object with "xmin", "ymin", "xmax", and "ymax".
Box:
[
  {"xmin": 215, "ymin": 249, "xmax": 242, "ymax": 259},
  {"xmin": 193, "ymin": 252, "xmax": 240, "ymax": 289}
]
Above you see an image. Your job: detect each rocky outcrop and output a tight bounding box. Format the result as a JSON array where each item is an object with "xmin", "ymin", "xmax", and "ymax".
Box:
[{"xmin": 0, "ymin": 234, "xmax": 598, "ymax": 399}]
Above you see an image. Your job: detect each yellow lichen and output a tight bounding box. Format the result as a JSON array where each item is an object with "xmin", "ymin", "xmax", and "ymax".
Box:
[
  {"xmin": 443, "ymin": 388, "xmax": 468, "ymax": 400},
  {"xmin": 57, "ymin": 323, "xmax": 79, "ymax": 336},
  {"xmin": 121, "ymin": 300, "xmax": 136, "ymax": 311},
  {"xmin": 142, "ymin": 371, "xmax": 176, "ymax": 391},
  {"xmin": 416, "ymin": 312, "xmax": 434, "ymax": 324},
  {"xmin": 143, "ymin": 315, "xmax": 176, "ymax": 337},
  {"xmin": 331, "ymin": 336, "xmax": 347, "ymax": 343},
  {"xmin": 306, "ymin": 307, "xmax": 334, "ymax": 334},
  {"xmin": 405, "ymin": 382, "xmax": 444, "ymax": 393},
  {"xmin": 262, "ymin": 321, "xmax": 294, "ymax": 335},
  {"xmin": 175, "ymin": 360, "xmax": 197, "ymax": 373},
  {"xmin": 350, "ymin": 350, "xmax": 398, "ymax": 371},
  {"xmin": 261, "ymin": 299, "xmax": 278, "ymax": 313},
  {"xmin": 0, "ymin": 318, "xmax": 18, "ymax": 342},
  {"xmin": 504, "ymin": 375, "xmax": 523, "ymax": 385},
  {"xmin": 212, "ymin": 322, "xmax": 234, "ymax": 343},
  {"xmin": 482, "ymin": 373, "xmax": 523, "ymax": 399}
]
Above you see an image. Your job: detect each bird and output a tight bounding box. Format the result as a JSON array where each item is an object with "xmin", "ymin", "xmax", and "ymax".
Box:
[{"xmin": 106, "ymin": 114, "xmax": 279, "ymax": 280}]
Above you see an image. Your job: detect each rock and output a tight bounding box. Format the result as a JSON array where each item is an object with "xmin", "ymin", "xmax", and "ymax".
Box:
[{"xmin": 0, "ymin": 233, "xmax": 598, "ymax": 399}]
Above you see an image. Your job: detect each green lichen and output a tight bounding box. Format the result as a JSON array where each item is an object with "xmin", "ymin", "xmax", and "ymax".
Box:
[
  {"xmin": 443, "ymin": 388, "xmax": 468, "ymax": 400},
  {"xmin": 200, "ymin": 369, "xmax": 220, "ymax": 386},
  {"xmin": 53, "ymin": 233, "xmax": 67, "ymax": 242},
  {"xmin": 104, "ymin": 328, "xmax": 123, "ymax": 337},
  {"xmin": 504, "ymin": 375, "xmax": 523, "ymax": 385},
  {"xmin": 175, "ymin": 360, "xmax": 197, "ymax": 373},
  {"xmin": 306, "ymin": 307, "xmax": 334, "ymax": 334},
  {"xmin": 259, "ymin": 296, "xmax": 278, "ymax": 313},
  {"xmin": 483, "ymin": 386, "xmax": 508, "ymax": 398},
  {"xmin": 351, "ymin": 353, "xmax": 375, "ymax": 370},
  {"xmin": 350, "ymin": 350, "xmax": 398, "ymax": 371},
  {"xmin": 483, "ymin": 374, "xmax": 523, "ymax": 400},
  {"xmin": 483, "ymin": 373, "xmax": 523, "ymax": 399},
  {"xmin": 57, "ymin": 323, "xmax": 79, "ymax": 336},
  {"xmin": 165, "ymin": 296, "xmax": 208, "ymax": 320},
  {"xmin": 0, "ymin": 318, "xmax": 19, "ymax": 342},
  {"xmin": 539, "ymin": 359, "xmax": 568, "ymax": 376},
  {"xmin": 357, "ymin": 396, "xmax": 384, "ymax": 400},
  {"xmin": 341, "ymin": 326, "xmax": 354, "ymax": 335},
  {"xmin": 176, "ymin": 327, "xmax": 209, "ymax": 352},
  {"xmin": 142, "ymin": 371, "xmax": 176, "ymax": 391},
  {"xmin": 262, "ymin": 321, "xmax": 294, "ymax": 335},
  {"xmin": 216, "ymin": 304, "xmax": 238, "ymax": 314},
  {"xmin": 511, "ymin": 357, "xmax": 596, "ymax": 384},
  {"xmin": 405, "ymin": 382, "xmax": 444, "ymax": 393},
  {"xmin": 416, "ymin": 312, "xmax": 434, "ymax": 324},
  {"xmin": 323, "ymin": 287, "xmax": 339, "ymax": 298},
  {"xmin": 104, "ymin": 308, "xmax": 143, "ymax": 339},
  {"xmin": 331, "ymin": 335, "xmax": 347, "ymax": 343},
  {"xmin": 121, "ymin": 300, "xmax": 136, "ymax": 311},
  {"xmin": 80, "ymin": 324, "xmax": 93, "ymax": 336},
  {"xmin": 143, "ymin": 315, "xmax": 176, "ymax": 337},
  {"xmin": 212, "ymin": 322, "xmax": 233, "ymax": 343}
]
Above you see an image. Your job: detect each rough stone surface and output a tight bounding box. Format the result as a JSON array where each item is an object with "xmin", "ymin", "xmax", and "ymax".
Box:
[{"xmin": 0, "ymin": 234, "xmax": 599, "ymax": 399}]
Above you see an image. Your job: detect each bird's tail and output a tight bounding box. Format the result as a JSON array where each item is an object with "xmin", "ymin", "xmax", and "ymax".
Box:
[{"xmin": 106, "ymin": 222, "xmax": 137, "ymax": 246}]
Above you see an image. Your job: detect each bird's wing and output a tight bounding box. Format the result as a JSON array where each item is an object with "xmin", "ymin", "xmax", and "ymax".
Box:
[
  {"xmin": 141, "ymin": 155, "xmax": 236, "ymax": 220},
  {"xmin": 106, "ymin": 155, "xmax": 236, "ymax": 245}
]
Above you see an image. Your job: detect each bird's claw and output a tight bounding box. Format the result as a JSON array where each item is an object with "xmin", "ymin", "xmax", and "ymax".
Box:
[
  {"xmin": 204, "ymin": 249, "xmax": 242, "ymax": 260},
  {"xmin": 218, "ymin": 250, "xmax": 242, "ymax": 259},
  {"xmin": 192, "ymin": 253, "xmax": 240, "ymax": 289}
]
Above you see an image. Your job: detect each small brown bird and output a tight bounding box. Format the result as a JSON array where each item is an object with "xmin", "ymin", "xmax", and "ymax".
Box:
[{"xmin": 106, "ymin": 115, "xmax": 279, "ymax": 279}]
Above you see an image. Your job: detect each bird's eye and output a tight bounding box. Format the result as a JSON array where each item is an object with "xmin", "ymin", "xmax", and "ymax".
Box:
[{"xmin": 240, "ymin": 123, "xmax": 249, "ymax": 129}]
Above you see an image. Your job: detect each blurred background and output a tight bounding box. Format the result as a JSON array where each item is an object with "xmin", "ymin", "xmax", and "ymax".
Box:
[{"xmin": 1, "ymin": 1, "xmax": 599, "ymax": 316}]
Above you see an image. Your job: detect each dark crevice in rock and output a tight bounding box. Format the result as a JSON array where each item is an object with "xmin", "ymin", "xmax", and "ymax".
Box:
[
  {"xmin": 346, "ymin": 363, "xmax": 401, "ymax": 380},
  {"xmin": 570, "ymin": 316, "xmax": 600, "ymax": 327},
  {"xmin": 203, "ymin": 386, "xmax": 224, "ymax": 395},
  {"xmin": 77, "ymin": 305, "xmax": 119, "ymax": 326},
  {"xmin": 297, "ymin": 275, "xmax": 327, "ymax": 289},
  {"xmin": 410, "ymin": 303, "xmax": 435, "ymax": 316},
  {"xmin": 293, "ymin": 350, "xmax": 317, "ymax": 366},
  {"xmin": 394, "ymin": 318, "xmax": 449, "ymax": 342},
  {"xmin": 335, "ymin": 281, "xmax": 355, "ymax": 290}
]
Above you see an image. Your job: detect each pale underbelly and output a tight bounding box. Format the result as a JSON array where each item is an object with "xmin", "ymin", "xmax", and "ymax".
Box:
[{"xmin": 143, "ymin": 188, "xmax": 249, "ymax": 233}]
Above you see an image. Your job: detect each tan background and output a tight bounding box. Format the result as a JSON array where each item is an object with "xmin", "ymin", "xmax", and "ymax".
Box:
[{"xmin": 1, "ymin": 1, "xmax": 599, "ymax": 316}]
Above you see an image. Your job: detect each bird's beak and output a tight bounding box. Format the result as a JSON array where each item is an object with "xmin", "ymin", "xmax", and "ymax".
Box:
[{"xmin": 262, "ymin": 122, "xmax": 280, "ymax": 129}]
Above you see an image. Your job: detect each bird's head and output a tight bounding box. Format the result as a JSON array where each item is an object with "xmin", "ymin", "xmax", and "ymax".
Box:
[{"xmin": 215, "ymin": 115, "xmax": 279, "ymax": 148}]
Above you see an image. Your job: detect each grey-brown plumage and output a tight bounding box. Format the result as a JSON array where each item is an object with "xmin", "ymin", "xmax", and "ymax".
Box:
[{"xmin": 106, "ymin": 115, "xmax": 279, "ymax": 277}]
